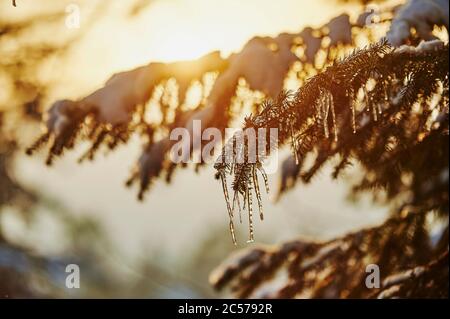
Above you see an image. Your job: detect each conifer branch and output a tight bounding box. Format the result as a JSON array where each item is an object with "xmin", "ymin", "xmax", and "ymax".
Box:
[
  {"xmin": 210, "ymin": 211, "xmax": 448, "ymax": 298},
  {"xmin": 216, "ymin": 39, "xmax": 449, "ymax": 242}
]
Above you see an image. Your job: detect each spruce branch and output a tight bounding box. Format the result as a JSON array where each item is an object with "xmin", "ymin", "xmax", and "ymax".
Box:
[
  {"xmin": 210, "ymin": 211, "xmax": 448, "ymax": 298},
  {"xmin": 216, "ymin": 39, "xmax": 449, "ymax": 242},
  {"xmin": 27, "ymin": 11, "xmax": 366, "ymax": 199}
]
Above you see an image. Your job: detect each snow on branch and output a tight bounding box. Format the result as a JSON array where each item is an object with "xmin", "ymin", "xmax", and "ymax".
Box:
[
  {"xmin": 387, "ymin": 0, "xmax": 449, "ymax": 46},
  {"xmin": 210, "ymin": 211, "xmax": 448, "ymax": 298},
  {"xmin": 215, "ymin": 39, "xmax": 448, "ymax": 242},
  {"xmin": 28, "ymin": 11, "xmax": 362, "ymax": 199},
  {"xmin": 17, "ymin": 0, "xmax": 449, "ymax": 300},
  {"xmin": 26, "ymin": 3, "xmax": 449, "ymax": 232}
]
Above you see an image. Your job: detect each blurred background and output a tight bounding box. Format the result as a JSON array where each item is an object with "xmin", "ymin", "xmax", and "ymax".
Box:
[{"xmin": 0, "ymin": 0, "xmax": 388, "ymax": 298}]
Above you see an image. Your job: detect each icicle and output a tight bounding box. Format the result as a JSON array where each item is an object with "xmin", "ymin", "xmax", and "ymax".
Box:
[
  {"xmin": 252, "ymin": 165, "xmax": 264, "ymax": 221},
  {"xmin": 232, "ymin": 191, "xmax": 242, "ymax": 224},
  {"xmin": 315, "ymin": 99, "xmax": 324, "ymax": 139},
  {"xmin": 220, "ymin": 172, "xmax": 231, "ymax": 213},
  {"xmin": 329, "ymin": 93, "xmax": 338, "ymax": 142},
  {"xmin": 246, "ymin": 181, "xmax": 255, "ymax": 243},
  {"xmin": 372, "ymin": 103, "xmax": 378, "ymax": 122},
  {"xmin": 377, "ymin": 103, "xmax": 383, "ymax": 115},
  {"xmin": 350, "ymin": 100, "xmax": 357, "ymax": 134},
  {"xmin": 316, "ymin": 98, "xmax": 323, "ymax": 124},
  {"xmin": 258, "ymin": 165, "xmax": 270, "ymax": 193},
  {"xmin": 290, "ymin": 122, "xmax": 299, "ymax": 164},
  {"xmin": 243, "ymin": 183, "xmax": 248, "ymax": 211},
  {"xmin": 322, "ymin": 92, "xmax": 330, "ymax": 139},
  {"xmin": 383, "ymin": 84, "xmax": 389, "ymax": 102},
  {"xmin": 220, "ymin": 172, "xmax": 237, "ymax": 245},
  {"xmin": 365, "ymin": 95, "xmax": 370, "ymax": 113},
  {"xmin": 363, "ymin": 84, "xmax": 370, "ymax": 112}
]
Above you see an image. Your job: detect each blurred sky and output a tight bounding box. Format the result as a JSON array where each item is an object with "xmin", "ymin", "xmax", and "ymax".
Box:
[{"xmin": 1, "ymin": 0, "xmax": 387, "ymax": 270}]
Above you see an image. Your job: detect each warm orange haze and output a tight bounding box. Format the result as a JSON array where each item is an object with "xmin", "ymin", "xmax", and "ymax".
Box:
[{"xmin": 0, "ymin": 0, "xmax": 448, "ymax": 299}]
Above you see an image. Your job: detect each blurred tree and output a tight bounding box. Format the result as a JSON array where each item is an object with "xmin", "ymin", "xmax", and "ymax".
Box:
[
  {"xmin": 3, "ymin": 0, "xmax": 449, "ymax": 298},
  {"xmin": 0, "ymin": 0, "xmax": 171, "ymax": 298}
]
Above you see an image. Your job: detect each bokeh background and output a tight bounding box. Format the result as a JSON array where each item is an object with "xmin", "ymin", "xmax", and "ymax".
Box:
[{"xmin": 0, "ymin": 0, "xmax": 388, "ymax": 298}]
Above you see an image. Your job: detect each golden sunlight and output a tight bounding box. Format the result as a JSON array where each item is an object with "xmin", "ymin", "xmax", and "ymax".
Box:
[
  {"xmin": 81, "ymin": 0, "xmax": 352, "ymax": 66},
  {"xmin": 4, "ymin": 0, "xmax": 446, "ymax": 301}
]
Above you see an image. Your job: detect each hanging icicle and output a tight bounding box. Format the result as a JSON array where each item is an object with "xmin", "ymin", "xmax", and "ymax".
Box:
[
  {"xmin": 219, "ymin": 171, "xmax": 237, "ymax": 245},
  {"xmin": 363, "ymin": 84, "xmax": 370, "ymax": 113},
  {"xmin": 291, "ymin": 122, "xmax": 300, "ymax": 164},
  {"xmin": 320, "ymin": 89, "xmax": 330, "ymax": 138},
  {"xmin": 258, "ymin": 164, "xmax": 270, "ymax": 194},
  {"xmin": 372, "ymin": 99, "xmax": 378, "ymax": 122},
  {"xmin": 246, "ymin": 178, "xmax": 255, "ymax": 243},
  {"xmin": 377, "ymin": 103, "xmax": 383, "ymax": 116},
  {"xmin": 329, "ymin": 92, "xmax": 338, "ymax": 142},
  {"xmin": 252, "ymin": 165, "xmax": 264, "ymax": 221},
  {"xmin": 350, "ymin": 98, "xmax": 357, "ymax": 134},
  {"xmin": 383, "ymin": 83, "xmax": 389, "ymax": 102},
  {"xmin": 232, "ymin": 191, "xmax": 242, "ymax": 224}
]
